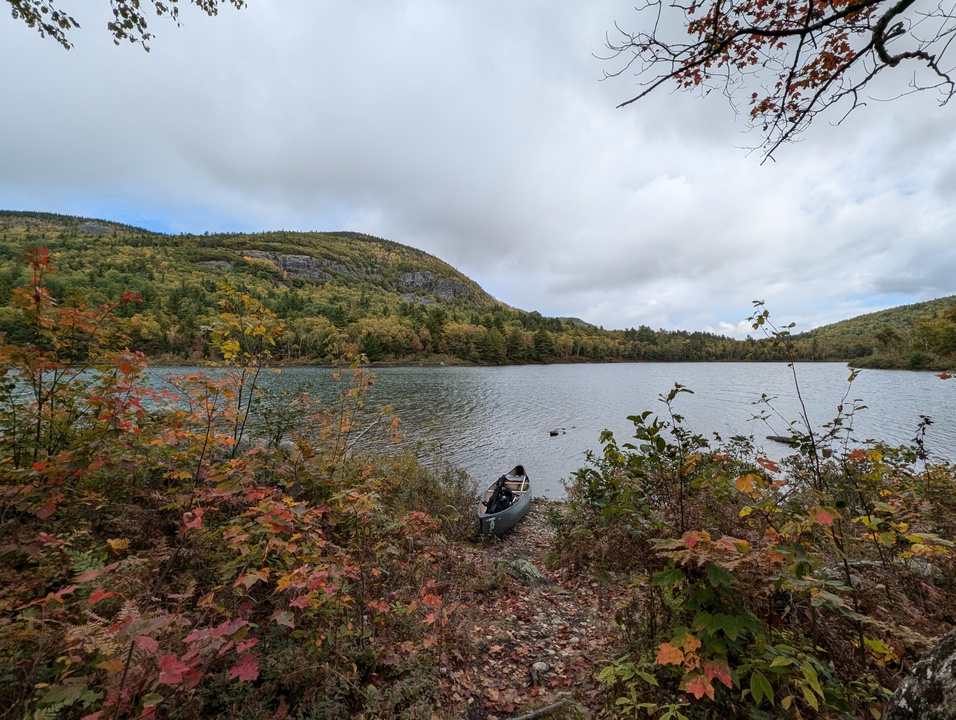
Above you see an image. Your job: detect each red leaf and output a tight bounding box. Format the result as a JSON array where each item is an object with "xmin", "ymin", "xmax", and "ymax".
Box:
[
  {"xmin": 136, "ymin": 635, "xmax": 159, "ymax": 653},
  {"xmin": 158, "ymin": 654, "xmax": 188, "ymax": 685},
  {"xmin": 812, "ymin": 508, "xmax": 835, "ymax": 526},
  {"xmin": 52, "ymin": 584, "xmax": 78, "ymax": 602},
  {"xmin": 183, "ymin": 508, "xmax": 204, "ymax": 530},
  {"xmin": 228, "ymin": 653, "xmax": 259, "ymax": 682},
  {"xmin": 88, "ymin": 589, "xmax": 117, "ymax": 605},
  {"xmin": 684, "ymin": 673, "xmax": 715, "ymax": 700},
  {"xmin": 75, "ymin": 562, "xmax": 119, "ymax": 583},
  {"xmin": 236, "ymin": 638, "xmax": 259, "ymax": 654},
  {"xmin": 704, "ymin": 661, "xmax": 733, "ymax": 689}
]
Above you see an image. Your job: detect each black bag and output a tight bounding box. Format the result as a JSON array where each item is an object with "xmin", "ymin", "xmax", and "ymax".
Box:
[{"xmin": 484, "ymin": 476, "xmax": 515, "ymax": 514}]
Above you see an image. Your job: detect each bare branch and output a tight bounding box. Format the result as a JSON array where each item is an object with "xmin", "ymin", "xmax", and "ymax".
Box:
[{"xmin": 606, "ymin": 0, "xmax": 956, "ymax": 155}]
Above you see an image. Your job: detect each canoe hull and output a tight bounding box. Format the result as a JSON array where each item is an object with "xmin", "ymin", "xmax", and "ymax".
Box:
[{"xmin": 477, "ymin": 466, "xmax": 532, "ymax": 537}]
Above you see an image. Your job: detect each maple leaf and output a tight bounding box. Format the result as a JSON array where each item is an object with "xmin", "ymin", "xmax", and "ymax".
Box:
[
  {"xmin": 236, "ymin": 638, "xmax": 259, "ymax": 653},
  {"xmin": 106, "ymin": 538, "xmax": 130, "ymax": 553},
  {"xmin": 684, "ymin": 673, "xmax": 715, "ymax": 700},
  {"xmin": 228, "ymin": 653, "xmax": 259, "ymax": 682},
  {"xmin": 735, "ymin": 474, "xmax": 758, "ymax": 493},
  {"xmin": 158, "ymin": 654, "xmax": 189, "ymax": 685},
  {"xmin": 656, "ymin": 642, "xmax": 684, "ymax": 665},
  {"xmin": 135, "ymin": 635, "xmax": 159, "ymax": 653},
  {"xmin": 704, "ymin": 661, "xmax": 733, "ymax": 689},
  {"xmin": 183, "ymin": 508, "xmax": 204, "ymax": 530},
  {"xmin": 682, "ymin": 635, "xmax": 702, "ymax": 653}
]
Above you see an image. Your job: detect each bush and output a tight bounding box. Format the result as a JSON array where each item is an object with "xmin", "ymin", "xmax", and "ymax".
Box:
[
  {"xmin": 551, "ymin": 308, "xmax": 956, "ymax": 718},
  {"xmin": 0, "ymin": 249, "xmax": 474, "ymax": 719}
]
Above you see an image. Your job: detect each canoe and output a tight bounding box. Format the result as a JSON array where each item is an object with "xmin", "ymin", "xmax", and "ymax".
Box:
[{"xmin": 478, "ymin": 465, "xmax": 532, "ymax": 537}]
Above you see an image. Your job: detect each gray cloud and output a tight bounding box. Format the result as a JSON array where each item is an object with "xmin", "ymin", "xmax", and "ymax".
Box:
[{"xmin": 1, "ymin": 0, "xmax": 954, "ymax": 337}]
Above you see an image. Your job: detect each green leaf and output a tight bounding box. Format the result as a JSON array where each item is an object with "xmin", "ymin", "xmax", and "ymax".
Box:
[
  {"xmin": 652, "ymin": 568, "xmax": 684, "ymax": 586},
  {"xmin": 750, "ymin": 671, "xmax": 774, "ymax": 706}
]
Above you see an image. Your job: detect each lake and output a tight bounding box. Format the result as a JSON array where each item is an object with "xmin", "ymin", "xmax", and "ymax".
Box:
[{"xmin": 152, "ymin": 362, "xmax": 955, "ymax": 498}]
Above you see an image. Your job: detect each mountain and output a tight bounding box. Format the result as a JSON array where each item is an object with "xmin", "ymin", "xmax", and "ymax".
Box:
[
  {"xmin": 0, "ymin": 211, "xmax": 620, "ymax": 364},
  {"xmin": 1, "ymin": 211, "xmax": 953, "ymax": 369}
]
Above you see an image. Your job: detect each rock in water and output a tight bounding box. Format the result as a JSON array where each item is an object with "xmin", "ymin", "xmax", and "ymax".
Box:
[{"xmin": 884, "ymin": 627, "xmax": 956, "ymax": 720}]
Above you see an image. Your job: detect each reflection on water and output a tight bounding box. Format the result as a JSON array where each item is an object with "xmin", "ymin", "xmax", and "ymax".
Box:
[{"xmin": 151, "ymin": 363, "xmax": 956, "ymax": 499}]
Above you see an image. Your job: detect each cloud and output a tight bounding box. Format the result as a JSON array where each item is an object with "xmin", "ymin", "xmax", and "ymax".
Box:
[{"xmin": 1, "ymin": 0, "xmax": 954, "ymax": 337}]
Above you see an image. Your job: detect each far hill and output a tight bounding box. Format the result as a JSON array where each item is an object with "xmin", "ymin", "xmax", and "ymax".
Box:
[
  {"xmin": 796, "ymin": 296, "xmax": 956, "ymax": 370},
  {"xmin": 806, "ymin": 296, "xmax": 956, "ymax": 343},
  {"xmin": 0, "ymin": 210, "xmax": 953, "ymax": 368}
]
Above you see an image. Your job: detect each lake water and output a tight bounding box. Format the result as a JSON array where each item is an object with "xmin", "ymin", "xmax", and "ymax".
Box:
[{"xmin": 152, "ymin": 363, "xmax": 956, "ymax": 499}]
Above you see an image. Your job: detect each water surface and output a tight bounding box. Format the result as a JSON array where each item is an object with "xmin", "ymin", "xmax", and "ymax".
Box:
[{"xmin": 160, "ymin": 363, "xmax": 953, "ymax": 498}]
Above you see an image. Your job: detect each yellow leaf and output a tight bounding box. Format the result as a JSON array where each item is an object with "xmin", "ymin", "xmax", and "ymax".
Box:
[
  {"xmin": 97, "ymin": 659, "xmax": 126, "ymax": 673},
  {"xmin": 735, "ymin": 474, "xmax": 758, "ymax": 493},
  {"xmin": 106, "ymin": 538, "xmax": 130, "ymax": 553}
]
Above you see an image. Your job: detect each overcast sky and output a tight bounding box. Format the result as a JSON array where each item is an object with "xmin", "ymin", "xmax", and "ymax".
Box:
[{"xmin": 2, "ymin": 1, "xmax": 955, "ymax": 337}]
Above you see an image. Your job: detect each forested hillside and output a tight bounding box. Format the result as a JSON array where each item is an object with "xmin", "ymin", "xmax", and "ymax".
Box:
[
  {"xmin": 799, "ymin": 297, "xmax": 956, "ymax": 370},
  {"xmin": 1, "ymin": 211, "xmax": 954, "ymax": 368}
]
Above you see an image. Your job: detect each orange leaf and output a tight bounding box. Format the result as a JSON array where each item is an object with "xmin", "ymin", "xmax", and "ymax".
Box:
[
  {"xmin": 735, "ymin": 474, "xmax": 758, "ymax": 493},
  {"xmin": 812, "ymin": 508, "xmax": 835, "ymax": 526},
  {"xmin": 682, "ymin": 635, "xmax": 702, "ymax": 653},
  {"xmin": 656, "ymin": 642, "xmax": 684, "ymax": 666},
  {"xmin": 756, "ymin": 457, "xmax": 779, "ymax": 472}
]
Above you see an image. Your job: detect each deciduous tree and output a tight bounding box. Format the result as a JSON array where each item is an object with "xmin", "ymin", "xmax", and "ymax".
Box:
[
  {"xmin": 7, "ymin": 0, "xmax": 247, "ymax": 49},
  {"xmin": 606, "ymin": 0, "xmax": 956, "ymax": 156}
]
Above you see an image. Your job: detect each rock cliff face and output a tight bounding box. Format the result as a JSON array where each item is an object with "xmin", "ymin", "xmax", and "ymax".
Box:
[
  {"xmin": 399, "ymin": 271, "xmax": 472, "ymax": 301},
  {"xmin": 884, "ymin": 628, "xmax": 956, "ymax": 720},
  {"xmin": 78, "ymin": 222, "xmax": 114, "ymax": 235},
  {"xmin": 228, "ymin": 253, "xmax": 474, "ymax": 301},
  {"xmin": 238, "ymin": 250, "xmax": 334, "ymax": 281}
]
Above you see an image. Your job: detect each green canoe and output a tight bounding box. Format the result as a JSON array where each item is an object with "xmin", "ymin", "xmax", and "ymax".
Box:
[{"xmin": 478, "ymin": 465, "xmax": 532, "ymax": 537}]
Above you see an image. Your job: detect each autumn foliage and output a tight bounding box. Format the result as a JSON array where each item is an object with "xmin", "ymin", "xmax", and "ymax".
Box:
[
  {"xmin": 550, "ymin": 312, "xmax": 956, "ymax": 717},
  {"xmin": 0, "ymin": 248, "xmax": 478, "ymax": 718},
  {"xmin": 607, "ymin": 0, "xmax": 956, "ymax": 154}
]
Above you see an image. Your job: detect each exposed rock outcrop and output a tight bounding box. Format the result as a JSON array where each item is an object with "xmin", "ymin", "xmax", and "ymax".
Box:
[
  {"xmin": 399, "ymin": 271, "xmax": 472, "ymax": 301},
  {"xmin": 238, "ymin": 250, "xmax": 334, "ymax": 281},
  {"xmin": 78, "ymin": 222, "xmax": 114, "ymax": 235},
  {"xmin": 884, "ymin": 627, "xmax": 956, "ymax": 720}
]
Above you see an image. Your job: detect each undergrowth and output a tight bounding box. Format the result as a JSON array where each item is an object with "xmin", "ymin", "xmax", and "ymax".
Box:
[
  {"xmin": 549, "ymin": 303, "xmax": 956, "ymax": 719},
  {"xmin": 0, "ymin": 248, "xmax": 478, "ymax": 719}
]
